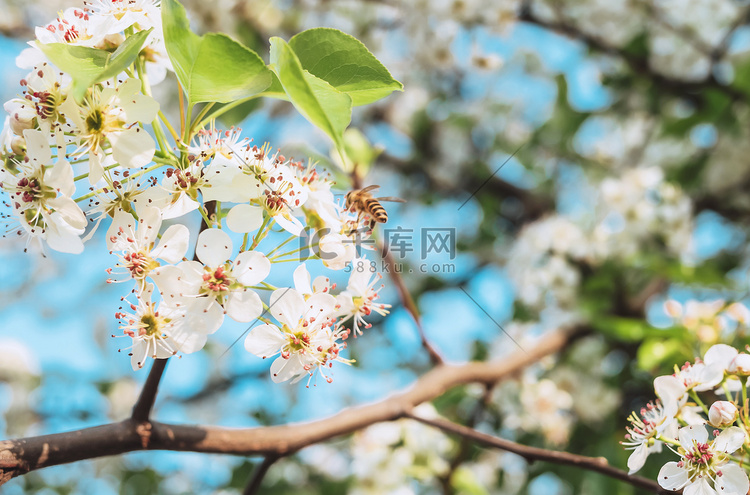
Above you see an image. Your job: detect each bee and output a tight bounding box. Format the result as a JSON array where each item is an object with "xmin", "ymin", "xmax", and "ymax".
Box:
[{"xmin": 345, "ymin": 185, "xmax": 406, "ymax": 227}]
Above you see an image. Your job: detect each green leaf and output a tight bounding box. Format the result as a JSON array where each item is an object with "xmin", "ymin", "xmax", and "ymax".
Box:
[
  {"xmin": 38, "ymin": 29, "xmax": 152, "ymax": 101},
  {"xmin": 270, "ymin": 36, "xmax": 352, "ymax": 150},
  {"xmin": 161, "ymin": 0, "xmax": 272, "ymax": 105},
  {"xmin": 288, "ymin": 27, "xmax": 403, "ymax": 106},
  {"xmin": 637, "ymin": 337, "xmax": 691, "ymax": 373}
]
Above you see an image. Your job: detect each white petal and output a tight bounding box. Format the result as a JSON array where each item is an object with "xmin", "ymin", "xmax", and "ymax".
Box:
[
  {"xmin": 88, "ymin": 148, "xmax": 104, "ymax": 184},
  {"xmin": 130, "ymin": 340, "xmax": 149, "ymax": 370},
  {"xmin": 683, "ymin": 478, "xmax": 715, "ymax": 495},
  {"xmin": 44, "ymin": 160, "xmax": 75, "ymax": 197},
  {"xmin": 46, "ymin": 196, "xmax": 87, "ymax": 229},
  {"xmin": 270, "ymin": 289, "xmax": 305, "ymax": 328},
  {"xmin": 110, "ymin": 128, "xmax": 156, "ymax": 168},
  {"xmin": 137, "ymin": 206, "xmax": 162, "ymax": 246},
  {"xmin": 234, "ymin": 251, "xmax": 271, "ymax": 286},
  {"xmin": 244, "ymin": 323, "xmax": 285, "ymax": 358},
  {"xmin": 716, "ymin": 463, "xmax": 750, "ymax": 495},
  {"xmin": 150, "ymin": 265, "xmax": 189, "ymax": 302},
  {"xmin": 293, "ymin": 264, "xmax": 313, "ymax": 294},
  {"xmin": 695, "ymin": 363, "xmax": 725, "ymax": 392},
  {"xmin": 107, "ymin": 208, "xmax": 137, "ymax": 251},
  {"xmin": 151, "ymin": 223, "xmax": 190, "ymax": 263},
  {"xmin": 120, "ymin": 89, "xmax": 159, "ymax": 123},
  {"xmin": 312, "ymin": 276, "xmax": 331, "ymax": 293},
  {"xmin": 226, "ymin": 204, "xmax": 264, "ymax": 233},
  {"xmin": 714, "ymin": 426, "xmax": 745, "ymax": 454},
  {"xmin": 196, "ymin": 228, "xmax": 233, "ymax": 267},
  {"xmin": 161, "ymin": 192, "xmax": 199, "ymax": 220},
  {"xmin": 22, "ymin": 129, "xmax": 50, "ymax": 164},
  {"xmin": 704, "ymin": 344, "xmax": 738, "ymax": 369},
  {"xmin": 226, "ymin": 289, "xmax": 263, "ymax": 322},
  {"xmin": 627, "ymin": 443, "xmax": 650, "ymax": 475},
  {"xmin": 274, "ymin": 213, "xmax": 304, "ymax": 237},
  {"xmin": 270, "ymin": 354, "xmax": 304, "ymax": 383},
  {"xmin": 303, "ymin": 292, "xmax": 337, "ymax": 322},
  {"xmin": 655, "ymin": 374, "xmax": 687, "ymax": 418},
  {"xmin": 679, "ymin": 425, "xmax": 708, "ymax": 449},
  {"xmin": 657, "ymin": 461, "xmax": 690, "ymax": 491}
]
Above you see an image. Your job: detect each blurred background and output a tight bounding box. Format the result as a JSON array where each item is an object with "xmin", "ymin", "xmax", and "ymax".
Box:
[{"xmin": 2, "ymin": 0, "xmax": 750, "ymax": 493}]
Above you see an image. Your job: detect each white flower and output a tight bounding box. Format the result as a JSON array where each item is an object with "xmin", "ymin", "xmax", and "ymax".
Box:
[
  {"xmin": 657, "ymin": 425, "xmax": 748, "ymax": 495},
  {"xmin": 244, "ymin": 288, "xmax": 347, "ymax": 384},
  {"xmin": 336, "ymin": 259, "xmax": 391, "ymax": 335},
  {"xmin": 154, "ymin": 228, "xmax": 268, "ymax": 325},
  {"xmin": 60, "ymin": 78, "xmax": 159, "ymax": 183},
  {"xmin": 88, "ymin": 0, "xmax": 161, "ymax": 35},
  {"xmin": 106, "ymin": 206, "xmax": 189, "ymax": 286},
  {"xmin": 622, "ymin": 401, "xmax": 677, "ymax": 474},
  {"xmin": 1, "ymin": 129, "xmax": 86, "ymax": 253},
  {"xmin": 115, "ymin": 283, "xmax": 222, "ymax": 370}
]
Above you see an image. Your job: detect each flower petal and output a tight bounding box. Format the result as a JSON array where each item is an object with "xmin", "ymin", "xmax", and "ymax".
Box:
[
  {"xmin": 716, "ymin": 463, "xmax": 750, "ymax": 495},
  {"xmin": 234, "ymin": 251, "xmax": 271, "ymax": 286},
  {"xmin": 293, "ymin": 263, "xmax": 313, "ymax": 295},
  {"xmin": 151, "ymin": 223, "xmax": 190, "ymax": 264},
  {"xmin": 226, "ymin": 204, "xmax": 264, "ymax": 233},
  {"xmin": 270, "ymin": 354, "xmax": 305, "ymax": 383},
  {"xmin": 270, "ymin": 288, "xmax": 305, "ymax": 328},
  {"xmin": 226, "ymin": 288, "xmax": 263, "ymax": 323},
  {"xmin": 195, "ymin": 228, "xmax": 233, "ymax": 267},
  {"xmin": 244, "ymin": 323, "xmax": 285, "ymax": 358},
  {"xmin": 109, "ymin": 127, "xmax": 156, "ymax": 168},
  {"xmin": 678, "ymin": 425, "xmax": 708, "ymax": 449},
  {"xmin": 657, "ymin": 461, "xmax": 690, "ymax": 491},
  {"xmin": 683, "ymin": 478, "xmax": 715, "ymax": 495},
  {"xmin": 627, "ymin": 443, "xmax": 650, "ymax": 475},
  {"xmin": 714, "ymin": 426, "xmax": 745, "ymax": 454}
]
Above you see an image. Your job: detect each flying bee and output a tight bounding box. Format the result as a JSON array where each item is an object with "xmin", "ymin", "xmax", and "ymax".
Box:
[{"xmin": 345, "ymin": 185, "xmax": 406, "ymax": 228}]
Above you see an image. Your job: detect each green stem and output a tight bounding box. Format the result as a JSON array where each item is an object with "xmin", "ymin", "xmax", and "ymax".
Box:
[
  {"xmin": 190, "ymin": 102, "xmax": 216, "ymax": 136},
  {"xmin": 195, "ymin": 95, "xmax": 260, "ymax": 130},
  {"xmin": 690, "ymin": 390, "xmax": 710, "ymax": 416}
]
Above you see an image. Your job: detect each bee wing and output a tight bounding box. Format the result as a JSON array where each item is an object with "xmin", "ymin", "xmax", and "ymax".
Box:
[
  {"xmin": 360, "ymin": 185, "xmax": 381, "ymax": 193},
  {"xmin": 375, "ymin": 197, "xmax": 407, "ymax": 203}
]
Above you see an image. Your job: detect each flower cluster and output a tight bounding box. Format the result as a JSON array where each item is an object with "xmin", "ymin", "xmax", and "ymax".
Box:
[
  {"xmin": 623, "ymin": 344, "xmax": 750, "ymax": 494},
  {"xmin": 0, "ymin": 0, "xmax": 393, "ymax": 382}
]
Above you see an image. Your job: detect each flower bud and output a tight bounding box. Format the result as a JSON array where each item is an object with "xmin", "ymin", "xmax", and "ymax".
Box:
[
  {"xmin": 10, "ymin": 135, "xmax": 26, "ymax": 155},
  {"xmin": 734, "ymin": 353, "xmax": 750, "ymax": 375},
  {"xmin": 3, "ymin": 100, "xmax": 36, "ymax": 135},
  {"xmin": 709, "ymin": 401, "xmax": 738, "ymax": 427}
]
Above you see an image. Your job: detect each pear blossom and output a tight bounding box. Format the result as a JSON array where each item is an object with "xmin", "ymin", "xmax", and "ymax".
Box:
[
  {"xmin": 154, "ymin": 228, "xmax": 269, "ymax": 325},
  {"xmin": 244, "ymin": 288, "xmax": 349, "ymax": 384},
  {"xmin": 88, "ymin": 0, "xmax": 161, "ymax": 34},
  {"xmin": 337, "ymin": 259, "xmax": 391, "ymax": 335},
  {"xmin": 657, "ymin": 425, "xmax": 749, "ymax": 495},
  {"xmin": 115, "ymin": 283, "xmax": 222, "ymax": 370},
  {"xmin": 106, "ymin": 206, "xmax": 190, "ymax": 287},
  {"xmin": 622, "ymin": 401, "xmax": 678, "ymax": 474},
  {"xmin": 0, "ymin": 129, "xmax": 85, "ymax": 253},
  {"xmin": 60, "ymin": 78, "xmax": 159, "ymax": 183}
]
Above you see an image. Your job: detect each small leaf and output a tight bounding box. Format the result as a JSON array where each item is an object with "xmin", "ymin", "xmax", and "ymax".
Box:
[
  {"xmin": 162, "ymin": 0, "xmax": 272, "ymax": 105},
  {"xmin": 38, "ymin": 29, "xmax": 152, "ymax": 101},
  {"xmin": 270, "ymin": 37, "xmax": 351, "ymax": 150},
  {"xmin": 289, "ymin": 27, "xmax": 403, "ymax": 106}
]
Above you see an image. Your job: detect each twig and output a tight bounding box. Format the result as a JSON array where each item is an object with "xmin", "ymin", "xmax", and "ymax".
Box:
[
  {"xmin": 243, "ymin": 456, "xmax": 279, "ymax": 495},
  {"xmin": 131, "ymin": 359, "xmax": 169, "ymax": 423},
  {"xmin": 0, "ymin": 325, "xmax": 583, "ymax": 483},
  {"xmin": 406, "ymin": 413, "xmax": 670, "ymax": 495}
]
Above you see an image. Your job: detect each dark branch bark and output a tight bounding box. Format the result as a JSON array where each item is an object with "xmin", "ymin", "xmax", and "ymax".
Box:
[
  {"xmin": 0, "ymin": 325, "xmax": 582, "ymax": 484},
  {"xmin": 131, "ymin": 359, "xmax": 169, "ymax": 423},
  {"xmin": 408, "ymin": 413, "xmax": 670, "ymax": 495},
  {"xmin": 243, "ymin": 456, "xmax": 279, "ymax": 495}
]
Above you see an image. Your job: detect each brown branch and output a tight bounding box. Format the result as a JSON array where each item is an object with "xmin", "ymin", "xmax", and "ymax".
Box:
[
  {"xmin": 0, "ymin": 325, "xmax": 582, "ymax": 484},
  {"xmin": 407, "ymin": 413, "xmax": 670, "ymax": 495},
  {"xmin": 243, "ymin": 456, "xmax": 279, "ymax": 495},
  {"xmin": 517, "ymin": 5, "xmax": 748, "ymax": 105},
  {"xmin": 131, "ymin": 359, "xmax": 169, "ymax": 423}
]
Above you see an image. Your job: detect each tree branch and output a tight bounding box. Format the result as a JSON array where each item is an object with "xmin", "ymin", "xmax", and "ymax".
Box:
[
  {"xmin": 0, "ymin": 325, "xmax": 583, "ymax": 484},
  {"xmin": 131, "ymin": 359, "xmax": 169, "ymax": 423},
  {"xmin": 407, "ymin": 413, "xmax": 670, "ymax": 495},
  {"xmin": 243, "ymin": 456, "xmax": 279, "ymax": 495}
]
